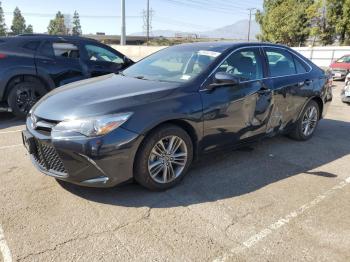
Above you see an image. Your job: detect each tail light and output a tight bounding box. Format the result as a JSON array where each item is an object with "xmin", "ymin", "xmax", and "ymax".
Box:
[{"xmin": 0, "ymin": 54, "xmax": 6, "ymax": 59}]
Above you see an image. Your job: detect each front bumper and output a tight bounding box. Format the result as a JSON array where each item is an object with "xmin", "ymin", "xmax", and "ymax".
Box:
[
  {"xmin": 341, "ymin": 93, "xmax": 350, "ymax": 103},
  {"xmin": 23, "ymin": 117, "xmax": 144, "ymax": 188},
  {"xmin": 332, "ymin": 70, "xmax": 348, "ymax": 79}
]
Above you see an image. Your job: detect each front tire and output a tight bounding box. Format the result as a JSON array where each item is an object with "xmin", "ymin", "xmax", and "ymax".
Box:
[
  {"xmin": 134, "ymin": 124, "xmax": 193, "ymax": 191},
  {"xmin": 289, "ymin": 100, "xmax": 320, "ymax": 141},
  {"xmin": 7, "ymin": 80, "xmax": 46, "ymax": 118}
]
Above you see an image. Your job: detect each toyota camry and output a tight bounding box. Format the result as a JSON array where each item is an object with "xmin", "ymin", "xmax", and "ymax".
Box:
[{"xmin": 22, "ymin": 42, "xmax": 333, "ymax": 190}]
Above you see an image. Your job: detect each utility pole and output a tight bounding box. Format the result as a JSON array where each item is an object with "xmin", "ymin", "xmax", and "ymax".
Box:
[
  {"xmin": 147, "ymin": 0, "xmax": 150, "ymax": 43},
  {"xmin": 143, "ymin": 3, "xmax": 153, "ymax": 44},
  {"xmin": 247, "ymin": 8, "xmax": 256, "ymax": 42},
  {"xmin": 121, "ymin": 0, "xmax": 126, "ymax": 45}
]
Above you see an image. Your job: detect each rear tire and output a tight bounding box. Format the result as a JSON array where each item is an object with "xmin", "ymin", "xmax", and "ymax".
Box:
[
  {"xmin": 288, "ymin": 100, "xmax": 320, "ymax": 141},
  {"xmin": 134, "ymin": 124, "xmax": 193, "ymax": 191},
  {"xmin": 7, "ymin": 80, "xmax": 47, "ymax": 118}
]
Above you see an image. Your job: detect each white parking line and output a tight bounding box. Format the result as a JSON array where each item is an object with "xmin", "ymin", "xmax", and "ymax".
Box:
[
  {"xmin": 0, "ymin": 144, "xmax": 22, "ymax": 150},
  {"xmin": 0, "ymin": 224, "xmax": 12, "ymax": 262},
  {"xmin": 0, "ymin": 130, "xmax": 23, "ymax": 135},
  {"xmin": 213, "ymin": 176, "xmax": 350, "ymax": 262}
]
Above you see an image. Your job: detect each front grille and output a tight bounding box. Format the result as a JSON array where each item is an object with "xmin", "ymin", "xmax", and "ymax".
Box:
[{"xmin": 33, "ymin": 140, "xmax": 67, "ymax": 174}]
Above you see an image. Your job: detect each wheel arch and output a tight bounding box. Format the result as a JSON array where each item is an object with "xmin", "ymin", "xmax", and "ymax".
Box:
[
  {"xmin": 135, "ymin": 119, "xmax": 200, "ymax": 164},
  {"xmin": 1, "ymin": 71, "xmax": 55, "ymax": 101},
  {"xmin": 311, "ymin": 96, "xmax": 324, "ymax": 119},
  {"xmin": 297, "ymin": 96, "xmax": 324, "ymax": 121}
]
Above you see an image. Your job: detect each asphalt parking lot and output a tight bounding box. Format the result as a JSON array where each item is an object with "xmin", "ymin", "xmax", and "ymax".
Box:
[{"xmin": 0, "ymin": 81, "xmax": 349, "ymax": 262}]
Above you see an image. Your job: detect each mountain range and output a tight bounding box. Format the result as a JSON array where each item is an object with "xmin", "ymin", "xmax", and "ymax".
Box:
[{"xmin": 131, "ymin": 19, "xmax": 260, "ymax": 40}]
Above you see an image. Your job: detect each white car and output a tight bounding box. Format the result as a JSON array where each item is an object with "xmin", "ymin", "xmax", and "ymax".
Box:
[{"xmin": 342, "ymin": 73, "xmax": 350, "ymax": 103}]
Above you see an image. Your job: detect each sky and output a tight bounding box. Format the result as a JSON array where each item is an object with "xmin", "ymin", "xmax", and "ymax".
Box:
[{"xmin": 1, "ymin": 0, "xmax": 264, "ymax": 35}]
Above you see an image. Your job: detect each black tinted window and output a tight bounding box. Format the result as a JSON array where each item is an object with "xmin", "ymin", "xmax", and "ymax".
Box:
[
  {"xmin": 85, "ymin": 44, "xmax": 123, "ymax": 63},
  {"xmin": 294, "ymin": 57, "xmax": 308, "ymax": 74},
  {"xmin": 40, "ymin": 42, "xmax": 54, "ymax": 57},
  {"xmin": 23, "ymin": 41, "xmax": 40, "ymax": 51},
  {"xmin": 217, "ymin": 49, "xmax": 263, "ymax": 81},
  {"xmin": 266, "ymin": 48, "xmax": 296, "ymax": 77},
  {"xmin": 53, "ymin": 42, "xmax": 80, "ymax": 59}
]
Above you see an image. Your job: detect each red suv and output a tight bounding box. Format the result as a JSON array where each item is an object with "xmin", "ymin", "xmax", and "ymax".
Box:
[{"xmin": 330, "ymin": 55, "xmax": 350, "ymax": 80}]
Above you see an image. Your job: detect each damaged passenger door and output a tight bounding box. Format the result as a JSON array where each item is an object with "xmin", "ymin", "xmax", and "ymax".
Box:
[
  {"xmin": 200, "ymin": 47, "xmax": 273, "ymax": 152},
  {"xmin": 263, "ymin": 47, "xmax": 308, "ymax": 134}
]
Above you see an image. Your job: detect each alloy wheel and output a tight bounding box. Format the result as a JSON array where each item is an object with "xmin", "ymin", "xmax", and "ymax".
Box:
[
  {"xmin": 16, "ymin": 86, "xmax": 41, "ymax": 114},
  {"xmin": 148, "ymin": 136, "xmax": 188, "ymax": 184},
  {"xmin": 301, "ymin": 105, "xmax": 318, "ymax": 137}
]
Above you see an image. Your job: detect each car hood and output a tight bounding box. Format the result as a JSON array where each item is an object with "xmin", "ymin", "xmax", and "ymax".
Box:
[
  {"xmin": 32, "ymin": 74, "xmax": 180, "ymax": 121},
  {"xmin": 330, "ymin": 62, "xmax": 350, "ymax": 70}
]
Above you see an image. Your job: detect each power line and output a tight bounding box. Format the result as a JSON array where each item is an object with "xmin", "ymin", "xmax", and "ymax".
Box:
[
  {"xmin": 162, "ymin": 0, "xmax": 249, "ymax": 15},
  {"xmin": 183, "ymin": 0, "xmax": 259, "ymax": 11}
]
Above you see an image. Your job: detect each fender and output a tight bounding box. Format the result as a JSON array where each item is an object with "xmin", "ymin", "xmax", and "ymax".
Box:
[
  {"xmin": 35, "ymin": 68, "xmax": 56, "ymax": 90},
  {"xmin": 0, "ymin": 67, "xmax": 56, "ymax": 101},
  {"xmin": 296, "ymin": 96, "xmax": 323, "ymax": 121}
]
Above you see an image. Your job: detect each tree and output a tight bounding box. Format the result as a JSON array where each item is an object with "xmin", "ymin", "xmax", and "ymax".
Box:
[
  {"xmin": 72, "ymin": 11, "xmax": 82, "ymax": 36},
  {"xmin": 326, "ymin": 0, "xmax": 346, "ymax": 44},
  {"xmin": 11, "ymin": 7, "xmax": 26, "ymax": 35},
  {"xmin": 0, "ymin": 1, "xmax": 6, "ymax": 36},
  {"xmin": 341, "ymin": 0, "xmax": 350, "ymax": 45},
  {"xmin": 47, "ymin": 11, "xmax": 67, "ymax": 35},
  {"xmin": 307, "ymin": 0, "xmax": 335, "ymax": 45},
  {"xmin": 25, "ymin": 24, "xmax": 33, "ymax": 34},
  {"xmin": 256, "ymin": 0, "xmax": 314, "ymax": 46}
]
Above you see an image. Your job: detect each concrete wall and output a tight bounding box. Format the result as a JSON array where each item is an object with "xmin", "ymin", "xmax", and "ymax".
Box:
[
  {"xmin": 111, "ymin": 45, "xmax": 350, "ymax": 68},
  {"xmin": 293, "ymin": 46, "xmax": 350, "ymax": 68}
]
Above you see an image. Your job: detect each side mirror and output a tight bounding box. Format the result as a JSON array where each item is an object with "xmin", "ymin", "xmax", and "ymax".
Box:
[
  {"xmin": 124, "ymin": 56, "xmax": 134, "ymax": 66},
  {"xmin": 208, "ymin": 72, "xmax": 239, "ymax": 90}
]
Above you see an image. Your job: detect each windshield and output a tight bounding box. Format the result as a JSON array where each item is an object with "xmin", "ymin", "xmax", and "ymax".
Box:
[
  {"xmin": 122, "ymin": 46, "xmax": 222, "ymax": 83},
  {"xmin": 337, "ymin": 56, "xmax": 350, "ymax": 63}
]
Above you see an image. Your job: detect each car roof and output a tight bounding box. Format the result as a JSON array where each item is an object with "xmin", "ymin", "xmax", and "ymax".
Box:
[
  {"xmin": 1, "ymin": 34, "xmax": 99, "ymax": 43},
  {"xmin": 175, "ymin": 41, "xmax": 290, "ymax": 53}
]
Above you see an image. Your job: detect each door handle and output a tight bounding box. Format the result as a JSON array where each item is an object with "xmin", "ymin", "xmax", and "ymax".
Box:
[
  {"xmin": 299, "ymin": 79, "xmax": 312, "ymax": 86},
  {"xmin": 258, "ymin": 85, "xmax": 271, "ymax": 94},
  {"xmin": 42, "ymin": 59, "xmax": 55, "ymax": 64}
]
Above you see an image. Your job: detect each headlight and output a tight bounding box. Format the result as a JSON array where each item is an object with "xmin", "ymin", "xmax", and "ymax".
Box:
[{"xmin": 52, "ymin": 113, "xmax": 133, "ymax": 137}]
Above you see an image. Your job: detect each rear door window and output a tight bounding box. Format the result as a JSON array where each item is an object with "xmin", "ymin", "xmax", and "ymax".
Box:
[
  {"xmin": 265, "ymin": 48, "xmax": 297, "ymax": 77},
  {"xmin": 52, "ymin": 43, "xmax": 80, "ymax": 59},
  {"xmin": 39, "ymin": 41, "xmax": 55, "ymax": 57},
  {"xmin": 22, "ymin": 41, "xmax": 41, "ymax": 51}
]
